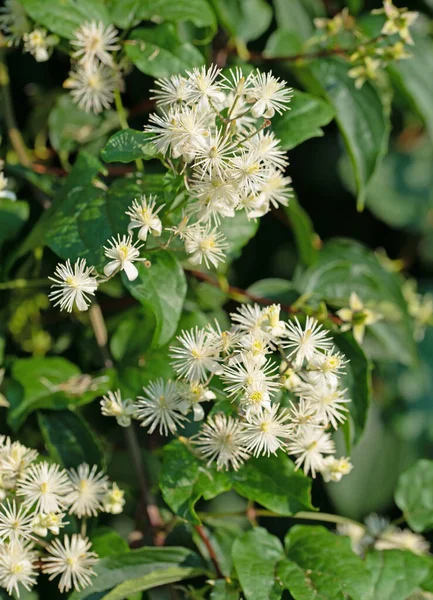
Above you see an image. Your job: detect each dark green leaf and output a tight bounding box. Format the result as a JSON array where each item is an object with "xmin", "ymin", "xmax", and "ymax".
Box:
[
  {"xmin": 284, "ymin": 195, "xmax": 319, "ymax": 266},
  {"xmin": 332, "ymin": 331, "xmax": 372, "ymax": 443},
  {"xmin": 272, "ymin": 90, "xmax": 335, "ymax": 151},
  {"xmin": 247, "ymin": 278, "xmax": 299, "ymax": 305},
  {"xmin": 38, "ymin": 410, "xmax": 104, "ymax": 469},
  {"xmin": 301, "ymin": 58, "xmax": 389, "ymax": 210},
  {"xmin": 274, "ymin": 0, "xmax": 324, "ymax": 40},
  {"xmin": 125, "ymin": 25, "xmax": 204, "ymax": 79},
  {"xmin": 7, "ymin": 357, "xmax": 110, "ymax": 430},
  {"xmin": 69, "ymin": 546, "xmax": 207, "ymax": 600},
  {"xmin": 295, "ymin": 238, "xmax": 417, "ymax": 365},
  {"xmin": 284, "ymin": 526, "xmax": 373, "ymax": 600},
  {"xmin": 20, "ymin": 0, "xmax": 110, "ymax": 38},
  {"xmin": 101, "ymin": 129, "xmax": 156, "ymax": 163},
  {"xmin": 210, "ymin": 580, "xmax": 240, "ymax": 599},
  {"xmin": 365, "ymin": 550, "xmax": 431, "ymax": 600},
  {"xmin": 232, "ymin": 453, "xmax": 314, "ymax": 515},
  {"xmin": 0, "ymin": 199, "xmax": 29, "ymax": 248},
  {"xmin": 108, "ymin": 0, "xmax": 216, "ymax": 30},
  {"xmin": 232, "ymin": 528, "xmax": 284, "ymax": 600},
  {"xmin": 276, "ymin": 559, "xmax": 317, "ymax": 600},
  {"xmin": 395, "ymin": 459, "xmax": 433, "ymax": 532},
  {"xmin": 123, "ymin": 250, "xmax": 187, "ymax": 347},
  {"xmin": 91, "ymin": 528, "xmax": 130, "ymax": 557},
  {"xmin": 211, "ymin": 0, "xmax": 273, "ymax": 42},
  {"xmin": 218, "ymin": 210, "xmax": 259, "ymax": 267},
  {"xmin": 264, "ymin": 29, "xmax": 303, "ymax": 58}
]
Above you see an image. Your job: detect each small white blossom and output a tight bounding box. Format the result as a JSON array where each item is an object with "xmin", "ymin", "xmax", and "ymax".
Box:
[
  {"xmin": 184, "ymin": 224, "xmax": 228, "ymax": 269},
  {"xmin": 283, "ymin": 316, "xmax": 333, "ymax": 368},
  {"xmin": 71, "ymin": 21, "xmax": 120, "ymax": 66},
  {"xmin": 151, "ymin": 74, "xmax": 189, "ymax": 107},
  {"xmin": 23, "ymin": 28, "xmax": 50, "ymax": 62},
  {"xmin": 68, "ymin": 464, "xmax": 109, "ymax": 518},
  {"xmin": 126, "ymin": 195, "xmax": 164, "ymax": 241},
  {"xmin": 375, "ymin": 527, "xmax": 430, "ymax": 555},
  {"xmin": 100, "ymin": 390, "xmax": 136, "ymax": 427},
  {"xmin": 170, "ymin": 326, "xmax": 222, "ymax": 382},
  {"xmin": 320, "ymin": 456, "xmax": 353, "ymax": 483},
  {"xmin": 0, "ymin": 500, "xmax": 33, "ymax": 543},
  {"xmin": 136, "ymin": 379, "xmax": 188, "ymax": 436},
  {"xmin": 302, "ymin": 382, "xmax": 350, "ymax": 429},
  {"xmin": 248, "ymin": 70, "xmax": 293, "ymax": 118},
  {"xmin": 64, "ymin": 62, "xmax": 122, "ymax": 114},
  {"xmin": 102, "ymin": 482, "xmax": 125, "ymax": 514},
  {"xmin": 0, "ymin": 541, "xmax": 38, "ymax": 597},
  {"xmin": 178, "ymin": 381, "xmax": 216, "ymax": 421},
  {"xmin": 193, "ymin": 413, "xmax": 250, "ymax": 471},
  {"xmin": 221, "ymin": 353, "xmax": 279, "ymax": 398},
  {"xmin": 17, "ymin": 462, "xmax": 72, "ymax": 513},
  {"xmin": 42, "ymin": 534, "xmax": 98, "ymax": 593},
  {"xmin": 31, "ymin": 512, "xmax": 68, "ymax": 537},
  {"xmin": 241, "ymin": 405, "xmax": 292, "ymax": 457},
  {"xmin": 103, "ymin": 234, "xmax": 144, "ymax": 281},
  {"xmin": 48, "ymin": 258, "xmax": 98, "ymax": 313},
  {"xmin": 287, "ymin": 426, "xmax": 335, "ymax": 477},
  {"xmin": 287, "ymin": 398, "xmax": 321, "ymax": 435},
  {"xmin": 184, "ymin": 65, "xmax": 225, "ymax": 109}
]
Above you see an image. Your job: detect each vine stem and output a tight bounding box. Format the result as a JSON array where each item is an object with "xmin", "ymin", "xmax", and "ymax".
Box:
[
  {"xmin": 87, "ymin": 303, "xmax": 164, "ymax": 544},
  {"xmin": 113, "ymin": 87, "xmax": 144, "ymax": 172},
  {"xmin": 0, "ymin": 52, "xmax": 31, "ymax": 167},
  {"xmin": 0, "ymin": 278, "xmax": 50, "ymax": 290},
  {"xmin": 194, "ymin": 525, "xmax": 224, "ymax": 578},
  {"xmin": 200, "ymin": 509, "xmax": 362, "ymax": 528}
]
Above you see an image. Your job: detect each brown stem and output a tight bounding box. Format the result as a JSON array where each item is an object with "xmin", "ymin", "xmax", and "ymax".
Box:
[{"xmin": 194, "ymin": 525, "xmax": 224, "ymax": 578}]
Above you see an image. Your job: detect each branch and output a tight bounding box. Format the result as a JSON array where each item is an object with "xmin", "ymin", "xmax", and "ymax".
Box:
[{"xmin": 194, "ymin": 525, "xmax": 224, "ymax": 578}]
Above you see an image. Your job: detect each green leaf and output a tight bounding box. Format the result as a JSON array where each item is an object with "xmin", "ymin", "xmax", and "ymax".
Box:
[
  {"xmin": 284, "ymin": 526, "xmax": 373, "ymax": 600},
  {"xmin": 332, "ymin": 331, "xmax": 372, "ymax": 443},
  {"xmin": 232, "ymin": 528, "xmax": 284, "ymax": 600},
  {"xmin": 68, "ymin": 546, "xmax": 207, "ymax": 600},
  {"xmin": 91, "ymin": 528, "xmax": 130, "ymax": 557},
  {"xmin": 365, "ymin": 550, "xmax": 431, "ymax": 600},
  {"xmin": 395, "ymin": 459, "xmax": 433, "ymax": 532},
  {"xmin": 13, "ymin": 152, "xmax": 104, "ymax": 266},
  {"xmin": 276, "ymin": 559, "xmax": 317, "ymax": 600},
  {"xmin": 389, "ymin": 35, "xmax": 433, "ymax": 145},
  {"xmin": 0, "ymin": 199, "xmax": 29, "ymax": 248},
  {"xmin": 274, "ymin": 0, "xmax": 324, "ymax": 40},
  {"xmin": 38, "ymin": 410, "xmax": 104, "ymax": 469},
  {"xmin": 210, "ymin": 580, "xmax": 240, "ymax": 599},
  {"xmin": 272, "ymin": 90, "xmax": 335, "ymax": 151},
  {"xmin": 284, "ymin": 195, "xmax": 319, "ymax": 266},
  {"xmin": 301, "ymin": 58, "xmax": 389, "ymax": 210},
  {"xmin": 20, "ymin": 0, "xmax": 110, "ymax": 38},
  {"xmin": 125, "ymin": 24, "xmax": 205, "ymax": 79},
  {"xmin": 7, "ymin": 357, "xmax": 110, "ymax": 430},
  {"xmin": 101, "ymin": 129, "xmax": 156, "ymax": 163},
  {"xmin": 218, "ymin": 210, "xmax": 259, "ymax": 267},
  {"xmin": 211, "ymin": 0, "xmax": 273, "ymax": 42},
  {"xmin": 232, "ymin": 453, "xmax": 314, "ymax": 514},
  {"xmin": 264, "ymin": 29, "xmax": 303, "ymax": 58},
  {"xmin": 108, "ymin": 0, "xmax": 216, "ymax": 30},
  {"xmin": 295, "ymin": 238, "xmax": 417, "ymax": 365},
  {"xmin": 247, "ymin": 278, "xmax": 299, "ymax": 305},
  {"xmin": 123, "ymin": 250, "xmax": 187, "ymax": 348}
]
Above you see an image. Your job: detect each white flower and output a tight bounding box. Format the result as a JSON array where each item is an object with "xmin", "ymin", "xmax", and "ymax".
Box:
[
  {"xmin": 230, "ymin": 150, "xmax": 267, "ymax": 196},
  {"xmin": 255, "ymin": 168, "xmax": 293, "ymax": 212},
  {"xmin": 151, "ymin": 74, "xmax": 189, "ymax": 107},
  {"xmin": 264, "ymin": 304, "xmax": 287, "ymax": 339},
  {"xmin": 283, "ymin": 316, "xmax": 333, "ymax": 368},
  {"xmin": 193, "ymin": 128, "xmax": 235, "ymax": 179},
  {"xmin": 68, "ymin": 464, "xmax": 109, "ymax": 518},
  {"xmin": 337, "ymin": 292, "xmax": 381, "ymax": 344},
  {"xmin": 220, "ymin": 66, "xmax": 254, "ymax": 96},
  {"xmin": 0, "ymin": 500, "xmax": 33, "ymax": 543},
  {"xmin": 302, "ymin": 382, "xmax": 350, "ymax": 429},
  {"xmin": 100, "ymin": 390, "xmax": 136, "ymax": 427},
  {"xmin": 236, "ymin": 330, "xmax": 272, "ymax": 363},
  {"xmin": 184, "ymin": 65, "xmax": 225, "ymax": 109},
  {"xmin": 102, "ymin": 482, "xmax": 125, "ymax": 514},
  {"xmin": 170, "ymin": 326, "xmax": 222, "ymax": 382},
  {"xmin": 126, "ymin": 195, "xmax": 164, "ymax": 241},
  {"xmin": 287, "ymin": 426, "xmax": 335, "ymax": 477},
  {"xmin": 287, "ymin": 398, "xmax": 321, "ymax": 435},
  {"xmin": 188, "ymin": 176, "xmax": 238, "ymax": 224},
  {"xmin": 42, "ymin": 534, "xmax": 98, "ymax": 593},
  {"xmin": 221, "ymin": 353, "xmax": 279, "ymax": 398},
  {"xmin": 0, "ymin": 541, "xmax": 38, "ymax": 597},
  {"xmin": 248, "ymin": 71, "xmax": 293, "ymax": 118},
  {"xmin": 64, "ymin": 62, "xmax": 122, "ymax": 114},
  {"xmin": 48, "ymin": 258, "xmax": 98, "ymax": 313},
  {"xmin": 306, "ymin": 348, "xmax": 347, "ymax": 387},
  {"xmin": 245, "ymin": 131, "xmax": 288, "ymax": 170},
  {"xmin": 193, "ymin": 413, "xmax": 250, "ymax": 471},
  {"xmin": 230, "ymin": 304, "xmax": 267, "ymax": 335},
  {"xmin": 375, "ymin": 527, "xmax": 430, "ymax": 555},
  {"xmin": 336, "ymin": 522, "xmax": 366, "ymax": 555},
  {"xmin": 103, "ymin": 234, "xmax": 144, "ymax": 281},
  {"xmin": 17, "ymin": 462, "xmax": 72, "ymax": 513},
  {"xmin": 71, "ymin": 21, "xmax": 120, "ymax": 66},
  {"xmin": 31, "ymin": 512, "xmax": 68, "ymax": 537},
  {"xmin": 0, "ymin": 438, "xmax": 38, "ymax": 483},
  {"xmin": 23, "ymin": 28, "xmax": 50, "ymax": 62},
  {"xmin": 241, "ymin": 405, "xmax": 292, "ymax": 457},
  {"xmin": 184, "ymin": 224, "xmax": 228, "ymax": 269},
  {"xmin": 178, "ymin": 381, "xmax": 216, "ymax": 421},
  {"xmin": 320, "ymin": 456, "xmax": 352, "ymax": 483},
  {"xmin": 136, "ymin": 379, "xmax": 188, "ymax": 436},
  {"xmin": 241, "ymin": 380, "xmax": 273, "ymax": 415}
]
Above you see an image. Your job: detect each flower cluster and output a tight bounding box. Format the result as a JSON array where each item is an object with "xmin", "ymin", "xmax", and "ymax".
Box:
[
  {"xmin": 0, "ymin": 436, "xmax": 124, "ymax": 597},
  {"xmin": 337, "ymin": 513, "xmax": 430, "ymax": 556},
  {"xmin": 64, "ymin": 21, "xmax": 123, "ymax": 114},
  {"xmin": 102, "ymin": 303, "xmax": 353, "ymax": 480}
]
